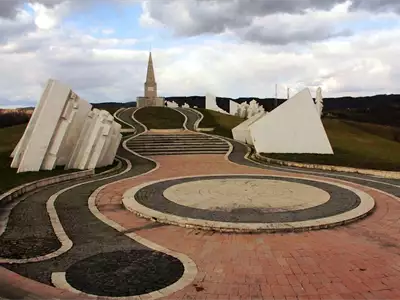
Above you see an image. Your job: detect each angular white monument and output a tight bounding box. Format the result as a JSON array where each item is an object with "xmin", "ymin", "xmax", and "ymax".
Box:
[
  {"xmin": 229, "ymin": 100, "xmax": 240, "ymax": 116},
  {"xmin": 66, "ymin": 109, "xmax": 107, "ymax": 170},
  {"xmin": 11, "ymin": 79, "xmax": 122, "ymax": 173},
  {"xmin": 232, "ymin": 111, "xmax": 266, "ymax": 145},
  {"xmin": 249, "ymin": 88, "xmax": 333, "ymax": 154},
  {"xmin": 85, "ymin": 112, "xmax": 115, "ymax": 170},
  {"xmin": 55, "ymin": 98, "xmax": 92, "ymax": 167},
  {"xmin": 41, "ymin": 96, "xmax": 92, "ymax": 170},
  {"xmin": 238, "ymin": 102, "xmax": 249, "ymax": 118},
  {"xmin": 97, "ymin": 122, "xmax": 122, "ymax": 168},
  {"xmin": 166, "ymin": 101, "xmax": 179, "ymax": 108},
  {"xmin": 205, "ymin": 93, "xmax": 229, "ymax": 114},
  {"xmin": 315, "ymin": 87, "xmax": 323, "ymax": 118},
  {"xmin": 11, "ymin": 79, "xmax": 72, "ymax": 173}
]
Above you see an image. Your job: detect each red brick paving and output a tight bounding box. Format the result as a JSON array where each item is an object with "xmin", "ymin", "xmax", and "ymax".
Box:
[
  {"xmin": 1, "ymin": 153, "xmax": 400, "ymax": 300},
  {"xmin": 97, "ymin": 154, "xmax": 400, "ymax": 300}
]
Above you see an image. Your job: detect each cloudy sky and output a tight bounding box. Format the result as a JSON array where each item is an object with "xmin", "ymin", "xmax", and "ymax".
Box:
[{"xmin": 1, "ymin": 0, "xmax": 400, "ymax": 108}]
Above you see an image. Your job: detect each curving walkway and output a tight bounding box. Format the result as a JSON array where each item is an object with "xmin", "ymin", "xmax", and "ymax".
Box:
[{"xmin": 1, "ymin": 107, "xmax": 400, "ymax": 300}]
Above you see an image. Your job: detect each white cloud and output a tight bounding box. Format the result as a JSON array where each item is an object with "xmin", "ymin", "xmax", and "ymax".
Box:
[{"xmin": 1, "ymin": 0, "xmax": 400, "ymax": 108}]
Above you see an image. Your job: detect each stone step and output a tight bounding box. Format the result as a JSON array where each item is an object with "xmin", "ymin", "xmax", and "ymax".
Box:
[
  {"xmin": 130, "ymin": 146, "xmax": 229, "ymax": 152},
  {"xmin": 128, "ymin": 145, "xmax": 229, "ymax": 150},
  {"xmin": 126, "ymin": 141, "xmax": 228, "ymax": 146},
  {"xmin": 132, "ymin": 136, "xmax": 221, "ymax": 141},
  {"xmin": 140, "ymin": 134, "xmax": 207, "ymax": 137},
  {"xmin": 134, "ymin": 150, "xmax": 228, "ymax": 156},
  {"xmin": 129, "ymin": 148, "xmax": 229, "ymax": 153}
]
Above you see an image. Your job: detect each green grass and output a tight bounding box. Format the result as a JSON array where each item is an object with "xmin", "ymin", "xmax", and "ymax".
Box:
[
  {"xmin": 0, "ymin": 125, "xmax": 76, "ymax": 194},
  {"xmin": 195, "ymin": 108, "xmax": 244, "ymax": 138},
  {"xmin": 264, "ymin": 118, "xmax": 400, "ymax": 171},
  {"xmin": 0, "ymin": 124, "xmax": 117, "ymax": 194},
  {"xmin": 134, "ymin": 107, "xmax": 185, "ymax": 129}
]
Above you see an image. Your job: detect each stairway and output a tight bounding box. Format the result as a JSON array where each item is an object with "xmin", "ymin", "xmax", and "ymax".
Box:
[{"xmin": 125, "ymin": 133, "xmax": 230, "ymax": 156}]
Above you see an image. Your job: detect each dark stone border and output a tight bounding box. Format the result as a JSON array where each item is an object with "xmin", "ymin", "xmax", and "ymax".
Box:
[{"xmin": 134, "ymin": 175, "xmax": 361, "ymax": 223}]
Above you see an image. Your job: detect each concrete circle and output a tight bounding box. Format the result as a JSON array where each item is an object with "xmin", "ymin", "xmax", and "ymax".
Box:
[
  {"xmin": 123, "ymin": 174, "xmax": 375, "ymax": 233},
  {"xmin": 163, "ymin": 179, "xmax": 330, "ymax": 212}
]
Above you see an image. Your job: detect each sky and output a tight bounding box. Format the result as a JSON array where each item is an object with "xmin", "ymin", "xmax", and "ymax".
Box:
[{"xmin": 1, "ymin": 0, "xmax": 400, "ymax": 108}]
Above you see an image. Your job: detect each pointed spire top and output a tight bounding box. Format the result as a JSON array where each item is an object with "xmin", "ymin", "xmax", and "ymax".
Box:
[{"xmin": 146, "ymin": 51, "xmax": 155, "ymax": 84}]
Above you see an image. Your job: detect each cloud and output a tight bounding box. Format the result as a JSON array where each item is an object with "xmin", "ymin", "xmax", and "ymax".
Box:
[
  {"xmin": 139, "ymin": 0, "xmax": 400, "ymax": 45},
  {"xmin": 1, "ymin": 0, "xmax": 400, "ymax": 108}
]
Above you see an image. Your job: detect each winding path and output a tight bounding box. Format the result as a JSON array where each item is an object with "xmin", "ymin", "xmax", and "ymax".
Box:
[{"xmin": 1, "ymin": 107, "xmax": 400, "ymax": 300}]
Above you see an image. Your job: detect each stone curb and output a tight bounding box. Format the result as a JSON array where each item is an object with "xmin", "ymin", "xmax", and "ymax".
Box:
[
  {"xmin": 0, "ymin": 169, "xmax": 94, "ymax": 208},
  {"xmin": 113, "ymin": 107, "xmax": 137, "ymax": 132},
  {"xmin": 253, "ymin": 152, "xmax": 400, "ymax": 179},
  {"xmin": 122, "ymin": 174, "xmax": 375, "ymax": 234}
]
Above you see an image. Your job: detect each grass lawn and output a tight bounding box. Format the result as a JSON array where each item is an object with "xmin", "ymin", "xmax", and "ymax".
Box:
[
  {"xmin": 134, "ymin": 107, "xmax": 185, "ymax": 129},
  {"xmin": 264, "ymin": 118, "xmax": 400, "ymax": 171},
  {"xmin": 0, "ymin": 124, "xmax": 117, "ymax": 194},
  {"xmin": 195, "ymin": 108, "xmax": 244, "ymax": 138}
]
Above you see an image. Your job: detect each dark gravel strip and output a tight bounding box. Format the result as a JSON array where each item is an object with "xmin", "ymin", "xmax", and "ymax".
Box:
[
  {"xmin": 117, "ymin": 107, "xmax": 137, "ymax": 129},
  {"xmin": 174, "ymin": 108, "xmax": 199, "ymax": 131},
  {"xmin": 1, "ymin": 108, "xmax": 186, "ymax": 298}
]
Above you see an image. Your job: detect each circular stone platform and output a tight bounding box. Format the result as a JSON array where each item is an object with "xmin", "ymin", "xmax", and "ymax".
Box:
[{"xmin": 123, "ymin": 174, "xmax": 375, "ymax": 233}]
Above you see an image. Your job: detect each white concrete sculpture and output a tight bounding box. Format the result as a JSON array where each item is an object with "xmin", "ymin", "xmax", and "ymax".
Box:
[
  {"xmin": 315, "ymin": 87, "xmax": 323, "ymax": 117},
  {"xmin": 55, "ymin": 98, "xmax": 92, "ymax": 167},
  {"xmin": 247, "ymin": 99, "xmax": 260, "ymax": 119},
  {"xmin": 238, "ymin": 102, "xmax": 249, "ymax": 118},
  {"xmin": 11, "ymin": 79, "xmax": 72, "ymax": 173},
  {"xmin": 182, "ymin": 103, "xmax": 190, "ymax": 108},
  {"xmin": 41, "ymin": 96, "xmax": 92, "ymax": 170},
  {"xmin": 205, "ymin": 93, "xmax": 229, "ymax": 114},
  {"xmin": 97, "ymin": 122, "xmax": 122, "ymax": 168},
  {"xmin": 229, "ymin": 100, "xmax": 240, "ymax": 116},
  {"xmin": 11, "ymin": 78, "xmax": 121, "ymax": 173},
  {"xmin": 67, "ymin": 109, "xmax": 109, "ymax": 170},
  {"xmin": 249, "ymin": 88, "xmax": 333, "ymax": 154},
  {"xmin": 166, "ymin": 101, "xmax": 179, "ymax": 108},
  {"xmin": 232, "ymin": 111, "xmax": 266, "ymax": 145}
]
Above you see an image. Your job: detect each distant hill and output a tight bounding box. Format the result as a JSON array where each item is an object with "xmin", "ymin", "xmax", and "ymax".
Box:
[
  {"xmin": 93, "ymin": 94, "xmax": 400, "ymax": 127},
  {"xmin": 2, "ymin": 94, "xmax": 399, "ymax": 128}
]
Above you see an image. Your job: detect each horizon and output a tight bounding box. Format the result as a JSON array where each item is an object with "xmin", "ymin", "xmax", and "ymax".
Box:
[{"xmin": 1, "ymin": 0, "xmax": 400, "ymax": 108}]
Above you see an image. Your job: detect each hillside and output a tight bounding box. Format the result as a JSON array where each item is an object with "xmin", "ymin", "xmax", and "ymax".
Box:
[
  {"xmin": 90, "ymin": 94, "xmax": 400, "ymax": 128},
  {"xmin": 134, "ymin": 107, "xmax": 185, "ymax": 129},
  {"xmin": 0, "ymin": 125, "xmax": 75, "ymax": 194}
]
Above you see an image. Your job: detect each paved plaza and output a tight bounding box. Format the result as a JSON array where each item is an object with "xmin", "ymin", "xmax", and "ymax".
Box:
[{"xmin": 1, "ymin": 107, "xmax": 400, "ymax": 299}]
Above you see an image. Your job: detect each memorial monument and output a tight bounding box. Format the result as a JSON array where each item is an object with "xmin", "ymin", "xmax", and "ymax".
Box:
[
  {"xmin": 248, "ymin": 88, "xmax": 333, "ymax": 154},
  {"xmin": 136, "ymin": 52, "xmax": 164, "ymax": 108},
  {"xmin": 315, "ymin": 87, "xmax": 323, "ymax": 117},
  {"xmin": 11, "ymin": 79, "xmax": 122, "ymax": 173}
]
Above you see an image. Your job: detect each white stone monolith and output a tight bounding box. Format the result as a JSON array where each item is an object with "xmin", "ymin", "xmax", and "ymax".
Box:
[
  {"xmin": 55, "ymin": 98, "xmax": 92, "ymax": 167},
  {"xmin": 315, "ymin": 87, "xmax": 323, "ymax": 117},
  {"xmin": 232, "ymin": 111, "xmax": 266, "ymax": 145},
  {"xmin": 86, "ymin": 112, "xmax": 114, "ymax": 170},
  {"xmin": 249, "ymin": 88, "xmax": 333, "ymax": 154},
  {"xmin": 205, "ymin": 93, "xmax": 229, "ymax": 114},
  {"xmin": 166, "ymin": 101, "xmax": 179, "ymax": 108},
  {"xmin": 12, "ymin": 79, "xmax": 72, "ymax": 173},
  {"xmin": 66, "ymin": 109, "xmax": 101, "ymax": 170},
  {"xmin": 41, "ymin": 94, "xmax": 92, "ymax": 170},
  {"xmin": 229, "ymin": 100, "xmax": 240, "ymax": 116}
]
